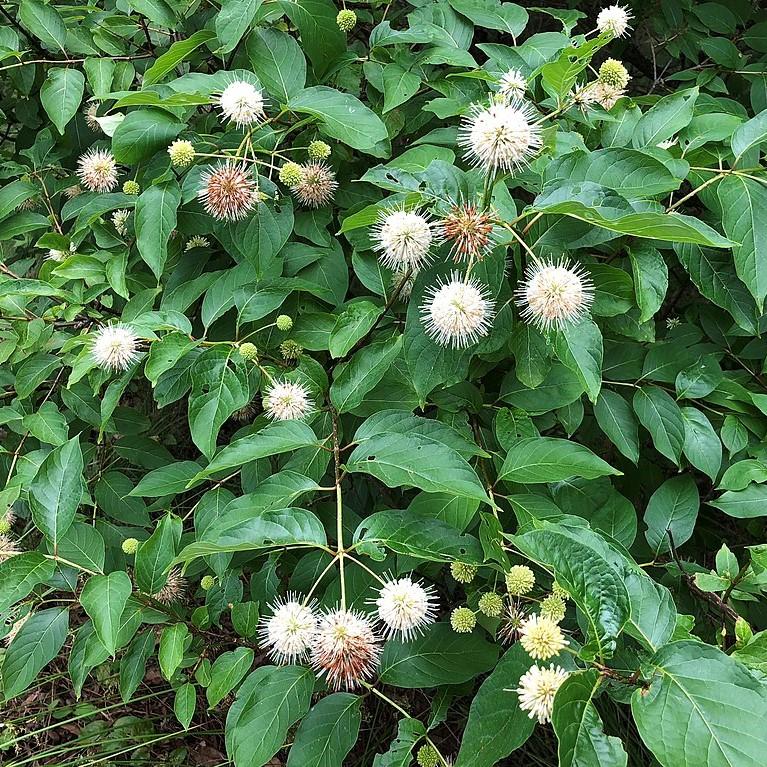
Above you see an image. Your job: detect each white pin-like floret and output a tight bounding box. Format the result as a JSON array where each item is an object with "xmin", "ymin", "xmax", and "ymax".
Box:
[
  {"xmin": 516, "ymin": 664, "xmax": 569, "ymax": 723},
  {"xmin": 515, "ymin": 257, "xmax": 593, "ymax": 331},
  {"xmin": 91, "ymin": 324, "xmax": 141, "ymax": 372},
  {"xmin": 217, "ymin": 80, "xmax": 266, "ymax": 127},
  {"xmin": 258, "ymin": 594, "xmax": 317, "ymax": 662},
  {"xmin": 374, "ymin": 575, "xmax": 438, "ymax": 640},
  {"xmin": 199, "ymin": 162, "xmax": 258, "ymax": 221},
  {"xmin": 263, "ymin": 380, "xmax": 312, "ymax": 421},
  {"xmin": 421, "ymin": 272, "xmax": 494, "ymax": 348},
  {"xmin": 596, "ymin": 4, "xmax": 632, "ymax": 38},
  {"xmin": 459, "ymin": 100, "xmax": 542, "ymax": 174},
  {"xmin": 498, "ymin": 69, "xmax": 527, "ymax": 101},
  {"xmin": 77, "ymin": 148, "xmax": 119, "ymax": 193},
  {"xmin": 310, "ymin": 607, "xmax": 382, "ymax": 690},
  {"xmin": 373, "ymin": 209, "xmax": 435, "ymax": 270},
  {"xmin": 519, "ymin": 614, "xmax": 569, "ymax": 660}
]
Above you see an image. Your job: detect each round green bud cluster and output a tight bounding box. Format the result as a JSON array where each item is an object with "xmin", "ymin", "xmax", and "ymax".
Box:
[
  {"xmin": 540, "ymin": 594, "xmax": 566, "ymax": 623},
  {"xmin": 279, "ymin": 162, "xmax": 304, "ymax": 187},
  {"xmin": 200, "ymin": 575, "xmax": 215, "ymax": 591},
  {"xmin": 0, "ymin": 518, "xmax": 11, "ymax": 535},
  {"xmin": 552, "ymin": 581, "xmax": 569, "ymax": 601},
  {"xmin": 336, "ymin": 8, "xmax": 357, "ymax": 31},
  {"xmin": 239, "ymin": 342, "xmax": 259, "ymax": 361},
  {"xmin": 123, "ymin": 180, "xmax": 140, "ymax": 195},
  {"xmin": 416, "ymin": 744, "xmax": 439, "ymax": 767},
  {"xmin": 122, "ymin": 538, "xmax": 139, "ymax": 555},
  {"xmin": 280, "ymin": 339, "xmax": 303, "ymax": 360},
  {"xmin": 598, "ymin": 58, "xmax": 630, "ymax": 89},
  {"xmin": 505, "ymin": 565, "xmax": 535, "ymax": 596},
  {"xmin": 450, "ymin": 607, "xmax": 476, "ymax": 633},
  {"xmin": 276, "ymin": 314, "xmax": 293, "ymax": 332},
  {"xmin": 168, "ymin": 139, "xmax": 195, "ymax": 168},
  {"xmin": 478, "ymin": 592, "xmax": 504, "ymax": 618},
  {"xmin": 307, "ymin": 140, "xmax": 331, "ymax": 161},
  {"xmin": 450, "ymin": 561, "xmax": 477, "ymax": 583}
]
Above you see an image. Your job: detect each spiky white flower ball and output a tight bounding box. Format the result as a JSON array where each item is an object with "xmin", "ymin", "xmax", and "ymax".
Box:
[
  {"xmin": 310, "ymin": 607, "xmax": 382, "ymax": 690},
  {"xmin": 111, "ymin": 208, "xmax": 130, "ymax": 236},
  {"xmin": 375, "ymin": 576, "xmax": 438, "ymax": 640},
  {"xmin": 218, "ymin": 80, "xmax": 266, "ymax": 127},
  {"xmin": 421, "ymin": 272, "xmax": 495, "ymax": 348},
  {"xmin": 657, "ymin": 137, "xmax": 677, "ymax": 150},
  {"xmin": 373, "ymin": 209, "xmax": 435, "ymax": 270},
  {"xmin": 185, "ymin": 235, "xmax": 210, "ymax": 251},
  {"xmin": 459, "ymin": 101, "xmax": 542, "ymax": 173},
  {"xmin": 516, "ymin": 664, "xmax": 569, "ymax": 723},
  {"xmin": 199, "ymin": 162, "xmax": 258, "ymax": 221},
  {"xmin": 91, "ymin": 324, "xmax": 141, "ymax": 372},
  {"xmin": 77, "ymin": 148, "xmax": 118, "ymax": 193},
  {"xmin": 519, "ymin": 614, "xmax": 569, "ymax": 660},
  {"xmin": 258, "ymin": 594, "xmax": 317, "ymax": 662},
  {"xmin": 499, "ymin": 69, "xmax": 527, "ymax": 101},
  {"xmin": 263, "ymin": 380, "xmax": 312, "ymax": 421},
  {"xmin": 596, "ymin": 4, "xmax": 632, "ymax": 38},
  {"xmin": 516, "ymin": 258, "xmax": 593, "ymax": 332}
]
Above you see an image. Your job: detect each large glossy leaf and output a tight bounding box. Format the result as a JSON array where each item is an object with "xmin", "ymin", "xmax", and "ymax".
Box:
[
  {"xmin": 0, "ymin": 552, "xmax": 56, "ymax": 612},
  {"xmin": 206, "ymin": 647, "xmax": 254, "ymax": 707},
  {"xmin": 553, "ymin": 319, "xmax": 603, "ymax": 402},
  {"xmin": 40, "ymin": 68, "xmax": 84, "ymax": 134},
  {"xmin": 135, "ymin": 180, "xmax": 181, "ymax": 280},
  {"xmin": 633, "ymin": 88, "xmax": 698, "ymax": 148},
  {"xmin": 644, "ymin": 475, "xmax": 699, "ymax": 556},
  {"xmin": 632, "ymin": 386, "xmax": 685, "ymax": 465},
  {"xmin": 594, "ymin": 390, "xmax": 639, "ymax": 464},
  {"xmin": 79, "ymin": 571, "xmax": 132, "ymax": 656}
]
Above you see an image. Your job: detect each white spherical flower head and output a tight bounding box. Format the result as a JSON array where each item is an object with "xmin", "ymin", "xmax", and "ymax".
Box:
[
  {"xmin": 459, "ymin": 100, "xmax": 542, "ymax": 173},
  {"xmin": 263, "ymin": 380, "xmax": 312, "ymax": 421},
  {"xmin": 258, "ymin": 594, "xmax": 317, "ymax": 662},
  {"xmin": 310, "ymin": 608, "xmax": 382, "ymax": 690},
  {"xmin": 596, "ymin": 4, "xmax": 632, "ymax": 38},
  {"xmin": 218, "ymin": 80, "xmax": 266, "ymax": 127},
  {"xmin": 519, "ymin": 613, "xmax": 569, "ymax": 660},
  {"xmin": 516, "ymin": 257, "xmax": 594, "ymax": 332},
  {"xmin": 373, "ymin": 209, "xmax": 434, "ymax": 270},
  {"xmin": 91, "ymin": 324, "xmax": 140, "ymax": 372},
  {"xmin": 375, "ymin": 576, "xmax": 438, "ymax": 640},
  {"xmin": 77, "ymin": 148, "xmax": 119, "ymax": 193},
  {"xmin": 516, "ymin": 664, "xmax": 569, "ymax": 724},
  {"xmin": 499, "ymin": 69, "xmax": 527, "ymax": 101},
  {"xmin": 421, "ymin": 273, "xmax": 495, "ymax": 348}
]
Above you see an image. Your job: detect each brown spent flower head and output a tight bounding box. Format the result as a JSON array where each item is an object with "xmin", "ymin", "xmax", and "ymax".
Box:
[
  {"xmin": 0, "ymin": 534, "xmax": 22, "ymax": 562},
  {"xmin": 64, "ymin": 184, "xmax": 83, "ymax": 199},
  {"xmin": 84, "ymin": 102, "xmax": 101, "ymax": 132},
  {"xmin": 441, "ymin": 204, "xmax": 494, "ymax": 261},
  {"xmin": 310, "ymin": 607, "xmax": 382, "ymax": 690},
  {"xmin": 199, "ymin": 162, "xmax": 259, "ymax": 221},
  {"xmin": 290, "ymin": 162, "xmax": 338, "ymax": 208},
  {"xmin": 498, "ymin": 600, "xmax": 527, "ymax": 645},
  {"xmin": 152, "ymin": 568, "xmax": 187, "ymax": 605}
]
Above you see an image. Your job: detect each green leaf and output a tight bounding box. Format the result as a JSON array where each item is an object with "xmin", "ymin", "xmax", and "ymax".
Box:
[
  {"xmin": 449, "ymin": 0, "xmax": 527, "ymax": 36},
  {"xmin": 732, "ymin": 631, "xmax": 767, "ymax": 673},
  {"xmin": 633, "ymin": 88, "xmax": 698, "ymax": 148},
  {"xmin": 499, "ymin": 437, "xmax": 619, "ymax": 484},
  {"xmin": 175, "ymin": 683, "xmax": 197, "ymax": 729},
  {"xmin": 21, "ymin": 401, "xmax": 68, "ymax": 446},
  {"xmin": 56, "ymin": 521, "xmax": 105, "ymax": 573},
  {"xmin": 407, "ymin": 491, "xmax": 479, "ymax": 532},
  {"xmin": 40, "ymin": 68, "xmax": 84, "ymax": 134},
  {"xmin": 379, "ymin": 623, "xmax": 499, "ymax": 687},
  {"xmin": 594, "ymin": 390, "xmax": 639, "ymax": 464},
  {"xmin": 632, "ymin": 641, "xmax": 767, "ymax": 767},
  {"xmin": 382, "ymin": 64, "xmax": 421, "ymax": 113},
  {"xmin": 553, "ymin": 670, "xmax": 628, "ymax": 767},
  {"xmin": 159, "ymin": 622, "xmax": 188, "ymax": 681},
  {"xmin": 373, "ymin": 718, "xmax": 426, "ymax": 767},
  {"xmin": 19, "ymin": 0, "xmax": 66, "ymax": 52},
  {"xmin": 681, "ymin": 407, "xmax": 721, "ymax": 482},
  {"xmin": 246, "ymin": 28, "xmax": 306, "ymax": 102},
  {"xmin": 143, "ymin": 30, "xmax": 216, "ymax": 86},
  {"xmin": 135, "ymin": 180, "xmax": 181, "ymax": 280},
  {"xmin": 28, "ymin": 436, "xmax": 83, "ymax": 545},
  {"xmin": 3, "ymin": 607, "xmax": 69, "ymax": 700},
  {"xmin": 455, "ymin": 644, "xmax": 535, "ymax": 767},
  {"xmin": 732, "ymin": 108, "xmax": 767, "ymax": 159},
  {"xmin": 328, "ymin": 300, "xmax": 384, "ymax": 358},
  {"xmin": 623, "ymin": 569, "xmax": 677, "ymax": 652},
  {"xmin": 131, "ymin": 461, "xmax": 202, "ymax": 497},
  {"xmin": 127, "ymin": 0, "xmax": 176, "ymax": 26},
  {"xmin": 553, "ymin": 319, "xmax": 603, "ymax": 402},
  {"xmin": 207, "ymin": 647, "xmax": 254, "ymax": 707},
  {"xmin": 287, "ymin": 693, "xmax": 362, "ymax": 767},
  {"xmin": 120, "ymin": 631, "xmax": 155, "ymax": 703},
  {"xmin": 215, "ymin": 0, "xmax": 262, "ymax": 53},
  {"xmin": 231, "ymin": 601, "xmax": 259, "ymax": 638},
  {"xmin": 644, "ymin": 475, "xmax": 699, "ymax": 556},
  {"xmin": 278, "ymin": 0, "xmax": 346, "ymax": 79},
  {"xmin": 709, "ymin": 484, "xmax": 767, "ymax": 518},
  {"xmin": 227, "ymin": 665, "xmax": 314, "ymax": 767},
  {"xmin": 632, "ymin": 386, "xmax": 685, "ymax": 465},
  {"xmin": 0, "ymin": 179, "xmax": 39, "ymax": 221},
  {"xmin": 629, "ymin": 243, "xmax": 668, "ymax": 322},
  {"xmin": 135, "ymin": 514, "xmax": 182, "ymax": 595},
  {"xmin": 79, "ymin": 572, "xmax": 132, "ymax": 656},
  {"xmin": 0, "ymin": 552, "xmax": 55, "ymax": 612},
  {"xmin": 288, "ymin": 87, "xmax": 389, "ymax": 154},
  {"xmin": 112, "ymin": 108, "xmax": 184, "ymax": 165},
  {"xmin": 354, "ymin": 509, "xmax": 483, "ymax": 563}
]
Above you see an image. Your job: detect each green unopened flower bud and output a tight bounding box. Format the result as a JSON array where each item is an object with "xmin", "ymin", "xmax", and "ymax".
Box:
[
  {"xmin": 540, "ymin": 594, "xmax": 566, "ymax": 623},
  {"xmin": 280, "ymin": 339, "xmax": 303, "ymax": 360},
  {"xmin": 279, "ymin": 161, "xmax": 304, "ymax": 187},
  {"xmin": 239, "ymin": 342, "xmax": 259, "ymax": 361},
  {"xmin": 200, "ymin": 575, "xmax": 215, "ymax": 591},
  {"xmin": 122, "ymin": 538, "xmax": 139, "ymax": 555},
  {"xmin": 552, "ymin": 581, "xmax": 569, "ymax": 601},
  {"xmin": 450, "ymin": 561, "xmax": 477, "ymax": 584},
  {"xmin": 168, "ymin": 139, "xmax": 195, "ymax": 168},
  {"xmin": 0, "ymin": 517, "xmax": 11, "ymax": 535},
  {"xmin": 276, "ymin": 314, "xmax": 293, "ymax": 331},
  {"xmin": 307, "ymin": 140, "xmax": 331, "ymax": 161},
  {"xmin": 450, "ymin": 607, "xmax": 476, "ymax": 633},
  {"xmin": 123, "ymin": 180, "xmax": 140, "ymax": 195},
  {"xmin": 336, "ymin": 8, "xmax": 357, "ymax": 31},
  {"xmin": 478, "ymin": 592, "xmax": 504, "ymax": 618},
  {"xmin": 505, "ymin": 565, "xmax": 535, "ymax": 596},
  {"xmin": 416, "ymin": 744, "xmax": 439, "ymax": 767},
  {"xmin": 598, "ymin": 58, "xmax": 630, "ymax": 89}
]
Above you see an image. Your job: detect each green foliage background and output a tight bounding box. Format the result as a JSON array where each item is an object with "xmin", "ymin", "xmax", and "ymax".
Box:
[{"xmin": 2, "ymin": 0, "xmax": 767, "ymax": 765}]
